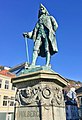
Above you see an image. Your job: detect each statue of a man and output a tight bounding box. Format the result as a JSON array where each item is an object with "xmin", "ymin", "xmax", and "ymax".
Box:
[{"xmin": 23, "ymin": 4, "xmax": 58, "ymax": 67}]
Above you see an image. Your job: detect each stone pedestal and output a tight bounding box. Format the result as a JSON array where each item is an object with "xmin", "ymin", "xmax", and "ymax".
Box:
[{"xmin": 12, "ymin": 67, "xmax": 68, "ymax": 120}]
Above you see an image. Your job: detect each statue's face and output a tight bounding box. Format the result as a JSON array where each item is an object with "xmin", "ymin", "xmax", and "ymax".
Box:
[
  {"xmin": 40, "ymin": 7, "xmax": 46, "ymax": 14},
  {"xmin": 26, "ymin": 87, "xmax": 31, "ymax": 97}
]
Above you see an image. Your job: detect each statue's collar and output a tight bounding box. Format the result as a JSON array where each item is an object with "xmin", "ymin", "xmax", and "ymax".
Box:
[{"xmin": 39, "ymin": 14, "xmax": 46, "ymax": 19}]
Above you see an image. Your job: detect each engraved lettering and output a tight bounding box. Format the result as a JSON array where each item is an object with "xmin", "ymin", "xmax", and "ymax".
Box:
[{"xmin": 17, "ymin": 110, "xmax": 39, "ymax": 118}]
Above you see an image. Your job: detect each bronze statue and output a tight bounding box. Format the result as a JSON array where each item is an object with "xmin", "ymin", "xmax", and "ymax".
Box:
[{"xmin": 23, "ymin": 4, "xmax": 58, "ymax": 67}]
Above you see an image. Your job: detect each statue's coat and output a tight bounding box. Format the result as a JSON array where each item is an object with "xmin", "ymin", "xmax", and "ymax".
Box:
[{"xmin": 31, "ymin": 15, "xmax": 58, "ymax": 57}]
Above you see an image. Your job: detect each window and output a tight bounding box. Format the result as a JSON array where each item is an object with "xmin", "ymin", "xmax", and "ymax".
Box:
[
  {"xmin": 5, "ymin": 80, "xmax": 9, "ymax": 89},
  {"xmin": 0, "ymin": 95, "xmax": 1, "ymax": 106},
  {"xmin": 3, "ymin": 96, "xmax": 15, "ymax": 106},
  {"xmin": 11, "ymin": 97, "xmax": 15, "ymax": 100},
  {"xmin": 10, "ymin": 101, "xmax": 14, "ymax": 106},
  {"xmin": 10, "ymin": 97, "xmax": 15, "ymax": 106},
  {"xmin": 12, "ymin": 85, "xmax": 15, "ymax": 90},
  {"xmin": 80, "ymin": 97, "xmax": 82, "ymax": 106},
  {"xmin": 6, "ymin": 114, "xmax": 11, "ymax": 120},
  {"xmin": 3, "ymin": 96, "xmax": 8, "ymax": 106},
  {"xmin": 0, "ymin": 79, "xmax": 2, "ymax": 88},
  {"xmin": 3, "ymin": 101, "xmax": 7, "ymax": 106}
]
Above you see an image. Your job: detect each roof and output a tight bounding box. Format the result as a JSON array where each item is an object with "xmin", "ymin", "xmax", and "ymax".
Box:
[
  {"xmin": 0, "ymin": 69, "xmax": 15, "ymax": 77},
  {"xmin": 9, "ymin": 63, "xmax": 25, "ymax": 72},
  {"xmin": 0, "ymin": 65, "xmax": 4, "ymax": 70},
  {"xmin": 9, "ymin": 62, "xmax": 29, "ymax": 74}
]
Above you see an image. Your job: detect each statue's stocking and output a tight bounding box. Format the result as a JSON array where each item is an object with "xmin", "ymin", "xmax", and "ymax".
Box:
[
  {"xmin": 31, "ymin": 51, "xmax": 38, "ymax": 66},
  {"xmin": 45, "ymin": 51, "xmax": 50, "ymax": 66}
]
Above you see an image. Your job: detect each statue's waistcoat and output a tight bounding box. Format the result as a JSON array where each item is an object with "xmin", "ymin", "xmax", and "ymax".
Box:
[{"xmin": 39, "ymin": 15, "xmax": 53, "ymax": 32}]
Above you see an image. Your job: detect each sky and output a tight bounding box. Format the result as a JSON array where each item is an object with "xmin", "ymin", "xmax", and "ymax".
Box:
[{"xmin": 0, "ymin": 0, "xmax": 82, "ymax": 81}]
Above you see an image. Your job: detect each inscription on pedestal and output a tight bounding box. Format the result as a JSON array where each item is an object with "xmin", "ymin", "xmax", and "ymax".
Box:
[{"xmin": 16, "ymin": 106, "xmax": 40, "ymax": 120}]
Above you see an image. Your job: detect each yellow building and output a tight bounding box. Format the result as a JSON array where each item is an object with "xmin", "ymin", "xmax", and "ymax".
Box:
[{"xmin": 0, "ymin": 68, "xmax": 16, "ymax": 120}]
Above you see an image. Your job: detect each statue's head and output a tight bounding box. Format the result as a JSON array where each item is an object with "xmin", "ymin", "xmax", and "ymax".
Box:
[
  {"xmin": 26, "ymin": 87, "xmax": 32, "ymax": 97},
  {"xmin": 38, "ymin": 4, "xmax": 49, "ymax": 18}
]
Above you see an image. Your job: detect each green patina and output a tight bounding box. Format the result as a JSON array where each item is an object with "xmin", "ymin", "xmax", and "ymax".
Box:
[
  {"xmin": 23, "ymin": 4, "xmax": 58, "ymax": 68},
  {"xmin": 17, "ymin": 66, "xmax": 56, "ymax": 75}
]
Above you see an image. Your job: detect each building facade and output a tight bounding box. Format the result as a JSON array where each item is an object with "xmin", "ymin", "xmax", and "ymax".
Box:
[
  {"xmin": 76, "ymin": 87, "xmax": 82, "ymax": 119},
  {"xmin": 0, "ymin": 69, "xmax": 16, "ymax": 120}
]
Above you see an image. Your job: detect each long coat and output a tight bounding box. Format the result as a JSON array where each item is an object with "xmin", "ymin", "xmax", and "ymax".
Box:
[{"xmin": 30, "ymin": 15, "xmax": 58, "ymax": 57}]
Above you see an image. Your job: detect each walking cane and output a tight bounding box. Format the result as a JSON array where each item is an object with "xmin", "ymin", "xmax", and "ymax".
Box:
[{"xmin": 24, "ymin": 36, "xmax": 29, "ymax": 68}]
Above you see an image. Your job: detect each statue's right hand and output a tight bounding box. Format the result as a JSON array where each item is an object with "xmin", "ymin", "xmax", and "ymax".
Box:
[
  {"xmin": 23, "ymin": 31, "xmax": 33, "ymax": 39},
  {"xmin": 23, "ymin": 32, "xmax": 29, "ymax": 38}
]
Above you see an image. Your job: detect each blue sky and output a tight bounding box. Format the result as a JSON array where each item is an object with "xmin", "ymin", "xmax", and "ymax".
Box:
[{"xmin": 0, "ymin": 0, "xmax": 82, "ymax": 81}]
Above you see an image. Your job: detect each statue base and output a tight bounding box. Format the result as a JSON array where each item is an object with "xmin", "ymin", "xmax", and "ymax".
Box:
[{"xmin": 12, "ymin": 67, "xmax": 68, "ymax": 120}]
